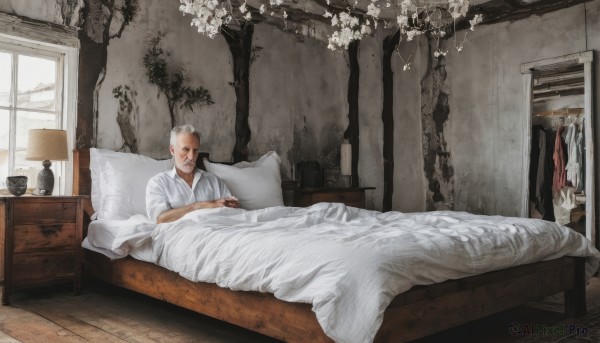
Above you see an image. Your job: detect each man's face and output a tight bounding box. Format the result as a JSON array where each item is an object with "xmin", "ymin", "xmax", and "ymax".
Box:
[{"xmin": 170, "ymin": 133, "xmax": 200, "ymax": 174}]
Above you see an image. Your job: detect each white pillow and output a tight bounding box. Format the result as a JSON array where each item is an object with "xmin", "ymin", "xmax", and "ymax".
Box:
[
  {"xmin": 90, "ymin": 148, "xmax": 171, "ymax": 220},
  {"xmin": 204, "ymin": 152, "xmax": 284, "ymax": 210}
]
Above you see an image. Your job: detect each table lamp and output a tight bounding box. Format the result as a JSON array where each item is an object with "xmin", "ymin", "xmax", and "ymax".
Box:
[{"xmin": 25, "ymin": 129, "xmax": 68, "ymax": 196}]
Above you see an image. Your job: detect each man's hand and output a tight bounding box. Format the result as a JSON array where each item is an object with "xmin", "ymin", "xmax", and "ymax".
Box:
[
  {"xmin": 203, "ymin": 197, "xmax": 239, "ymax": 209},
  {"xmin": 224, "ymin": 196, "xmax": 240, "ymax": 208},
  {"xmin": 156, "ymin": 197, "xmax": 240, "ymax": 223}
]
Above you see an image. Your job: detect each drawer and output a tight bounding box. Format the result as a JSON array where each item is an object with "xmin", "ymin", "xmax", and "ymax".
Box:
[
  {"xmin": 13, "ymin": 201, "xmax": 77, "ymax": 225},
  {"xmin": 13, "ymin": 223, "xmax": 76, "ymax": 253},
  {"xmin": 12, "ymin": 251, "xmax": 75, "ymax": 286}
]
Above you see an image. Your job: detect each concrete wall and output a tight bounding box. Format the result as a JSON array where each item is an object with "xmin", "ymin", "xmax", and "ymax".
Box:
[
  {"xmin": 392, "ymin": 39, "xmax": 426, "ymax": 213},
  {"xmin": 251, "ymin": 24, "xmax": 348, "ymax": 181},
  {"xmin": 358, "ymin": 32, "xmax": 384, "ymax": 211}
]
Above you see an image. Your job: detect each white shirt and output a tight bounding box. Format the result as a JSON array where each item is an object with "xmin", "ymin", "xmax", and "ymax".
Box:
[{"xmin": 146, "ymin": 167, "xmax": 232, "ymax": 223}]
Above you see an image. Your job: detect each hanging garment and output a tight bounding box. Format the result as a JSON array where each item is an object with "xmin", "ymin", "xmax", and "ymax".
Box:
[
  {"xmin": 575, "ymin": 127, "xmax": 584, "ymax": 192},
  {"xmin": 565, "ymin": 123, "xmax": 581, "ymax": 190},
  {"xmin": 529, "ymin": 127, "xmax": 542, "ymax": 202},
  {"xmin": 542, "ymin": 132, "xmax": 555, "ymax": 221},
  {"xmin": 552, "ymin": 127, "xmax": 567, "ymax": 194},
  {"xmin": 535, "ymin": 129, "xmax": 546, "ymax": 213}
]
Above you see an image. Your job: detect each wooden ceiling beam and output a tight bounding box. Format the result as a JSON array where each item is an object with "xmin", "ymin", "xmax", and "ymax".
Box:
[
  {"xmin": 457, "ymin": 0, "xmax": 591, "ymax": 30},
  {"xmin": 224, "ymin": 0, "xmax": 591, "ymax": 44}
]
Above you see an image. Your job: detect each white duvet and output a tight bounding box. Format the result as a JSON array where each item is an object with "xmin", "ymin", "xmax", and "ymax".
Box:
[{"xmin": 83, "ymin": 203, "xmax": 600, "ymax": 343}]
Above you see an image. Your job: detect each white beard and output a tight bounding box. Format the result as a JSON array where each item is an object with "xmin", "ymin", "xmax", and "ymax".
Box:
[{"xmin": 177, "ymin": 160, "xmax": 195, "ymax": 174}]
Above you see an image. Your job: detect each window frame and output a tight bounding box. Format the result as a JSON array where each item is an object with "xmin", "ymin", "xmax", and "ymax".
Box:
[{"xmin": 0, "ymin": 33, "xmax": 78, "ymax": 195}]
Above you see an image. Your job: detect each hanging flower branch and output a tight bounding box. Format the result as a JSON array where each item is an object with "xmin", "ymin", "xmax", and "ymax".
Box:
[{"xmin": 179, "ymin": 0, "xmax": 482, "ymax": 63}]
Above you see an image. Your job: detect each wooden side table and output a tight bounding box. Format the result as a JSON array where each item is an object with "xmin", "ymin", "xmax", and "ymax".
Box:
[
  {"xmin": 0, "ymin": 195, "xmax": 85, "ymax": 305},
  {"xmin": 291, "ymin": 187, "xmax": 375, "ymax": 209}
]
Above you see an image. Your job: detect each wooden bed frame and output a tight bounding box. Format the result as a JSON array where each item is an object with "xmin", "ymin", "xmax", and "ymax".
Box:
[{"xmin": 73, "ymin": 149, "xmax": 587, "ymax": 342}]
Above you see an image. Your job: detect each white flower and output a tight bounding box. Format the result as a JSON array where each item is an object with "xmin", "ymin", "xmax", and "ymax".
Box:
[
  {"xmin": 448, "ymin": 0, "xmax": 470, "ymax": 19},
  {"xmin": 366, "ymin": 3, "xmax": 380, "ymax": 19},
  {"xmin": 326, "ymin": 0, "xmax": 330, "ymax": 4},
  {"xmin": 331, "ymin": 14, "xmax": 339, "ymax": 27},
  {"xmin": 180, "ymin": 0, "xmax": 233, "ymax": 39},
  {"xmin": 360, "ymin": 24, "xmax": 371, "ymax": 35},
  {"xmin": 245, "ymin": 12, "xmax": 252, "ymax": 20},
  {"xmin": 283, "ymin": 10, "xmax": 288, "ymax": 19},
  {"xmin": 259, "ymin": 4, "xmax": 265, "ymax": 14},
  {"xmin": 406, "ymin": 29, "xmax": 420, "ymax": 41},
  {"xmin": 403, "ymin": 63, "xmax": 411, "ymax": 71},
  {"xmin": 239, "ymin": 2, "xmax": 247, "ymax": 14},
  {"xmin": 323, "ymin": 10, "xmax": 333, "ymax": 18},
  {"xmin": 469, "ymin": 14, "xmax": 483, "ymax": 31},
  {"xmin": 434, "ymin": 49, "xmax": 447, "ymax": 58},
  {"xmin": 326, "ymin": 11, "xmax": 363, "ymax": 50},
  {"xmin": 397, "ymin": 14, "xmax": 408, "ymax": 27}
]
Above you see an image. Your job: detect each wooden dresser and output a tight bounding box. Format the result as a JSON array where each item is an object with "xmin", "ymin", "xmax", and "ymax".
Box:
[
  {"xmin": 0, "ymin": 195, "xmax": 85, "ymax": 304},
  {"xmin": 291, "ymin": 187, "xmax": 375, "ymax": 209}
]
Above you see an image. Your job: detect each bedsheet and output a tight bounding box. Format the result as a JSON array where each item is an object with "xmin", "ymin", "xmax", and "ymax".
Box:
[{"xmin": 82, "ymin": 203, "xmax": 600, "ymax": 343}]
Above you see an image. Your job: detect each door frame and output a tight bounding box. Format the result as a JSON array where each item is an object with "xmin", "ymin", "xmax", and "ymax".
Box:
[{"xmin": 520, "ymin": 51, "xmax": 595, "ymax": 246}]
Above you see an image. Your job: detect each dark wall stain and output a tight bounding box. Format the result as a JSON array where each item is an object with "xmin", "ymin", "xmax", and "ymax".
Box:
[
  {"xmin": 222, "ymin": 23, "xmax": 254, "ymax": 163},
  {"xmin": 60, "ymin": 0, "xmax": 81, "ymax": 26},
  {"xmin": 381, "ymin": 32, "xmax": 400, "ymax": 212},
  {"xmin": 421, "ymin": 36, "xmax": 454, "ymax": 211},
  {"xmin": 344, "ymin": 41, "xmax": 360, "ymax": 187},
  {"xmin": 76, "ymin": 0, "xmax": 138, "ymax": 149}
]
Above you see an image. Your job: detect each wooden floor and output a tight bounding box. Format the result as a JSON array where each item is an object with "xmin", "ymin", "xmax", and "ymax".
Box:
[{"xmin": 1, "ymin": 276, "xmax": 599, "ymax": 343}]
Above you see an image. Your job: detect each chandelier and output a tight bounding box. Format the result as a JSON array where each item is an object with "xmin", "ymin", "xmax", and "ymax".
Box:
[{"xmin": 179, "ymin": 0, "xmax": 482, "ymax": 58}]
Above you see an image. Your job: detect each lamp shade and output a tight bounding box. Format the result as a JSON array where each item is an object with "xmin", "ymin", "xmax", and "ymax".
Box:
[{"xmin": 25, "ymin": 129, "xmax": 68, "ymax": 161}]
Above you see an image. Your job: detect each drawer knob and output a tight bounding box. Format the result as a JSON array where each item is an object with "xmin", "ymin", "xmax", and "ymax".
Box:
[{"xmin": 40, "ymin": 225, "xmax": 61, "ymax": 237}]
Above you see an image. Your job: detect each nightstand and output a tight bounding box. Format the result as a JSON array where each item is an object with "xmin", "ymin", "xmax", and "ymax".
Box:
[
  {"xmin": 291, "ymin": 187, "xmax": 375, "ymax": 209},
  {"xmin": 0, "ymin": 195, "xmax": 85, "ymax": 305}
]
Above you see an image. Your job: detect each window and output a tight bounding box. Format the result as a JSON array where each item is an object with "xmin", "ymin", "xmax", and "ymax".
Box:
[{"xmin": 0, "ymin": 34, "xmax": 78, "ymax": 195}]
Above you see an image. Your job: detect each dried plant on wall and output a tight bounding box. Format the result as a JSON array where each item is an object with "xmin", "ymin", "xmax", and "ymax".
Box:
[
  {"xmin": 112, "ymin": 85, "xmax": 139, "ymax": 153},
  {"xmin": 143, "ymin": 34, "xmax": 215, "ymax": 129}
]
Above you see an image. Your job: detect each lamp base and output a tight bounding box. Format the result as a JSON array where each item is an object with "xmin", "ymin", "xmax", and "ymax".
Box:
[{"xmin": 35, "ymin": 160, "xmax": 54, "ymax": 196}]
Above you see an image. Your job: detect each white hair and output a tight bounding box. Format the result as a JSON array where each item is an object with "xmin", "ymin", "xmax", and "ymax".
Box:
[{"xmin": 170, "ymin": 125, "xmax": 201, "ymax": 147}]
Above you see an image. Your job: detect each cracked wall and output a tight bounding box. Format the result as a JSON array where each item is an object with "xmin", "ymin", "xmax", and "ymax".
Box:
[{"xmin": 420, "ymin": 38, "xmax": 454, "ymax": 211}]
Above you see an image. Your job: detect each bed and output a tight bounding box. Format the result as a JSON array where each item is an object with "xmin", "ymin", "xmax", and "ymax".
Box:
[{"xmin": 73, "ymin": 148, "xmax": 599, "ymax": 343}]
